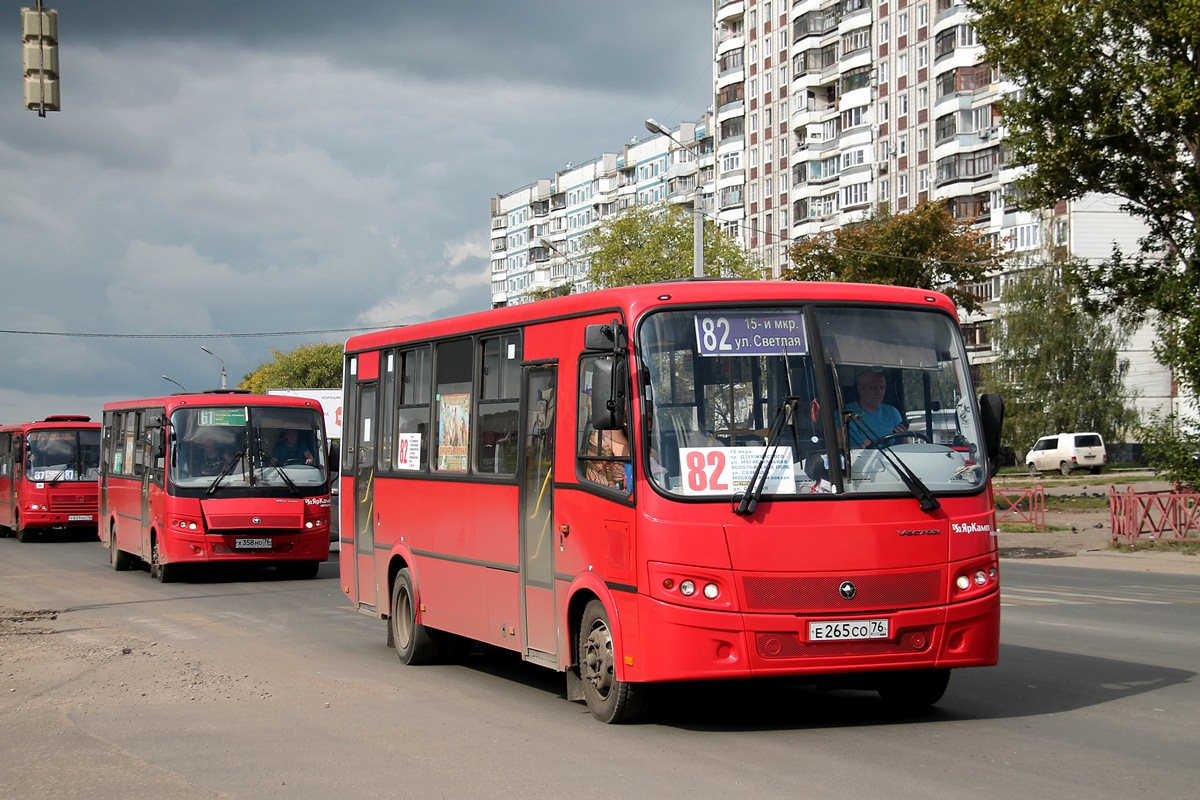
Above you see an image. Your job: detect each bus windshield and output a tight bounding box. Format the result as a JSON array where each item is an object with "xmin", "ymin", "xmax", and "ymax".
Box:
[
  {"xmin": 640, "ymin": 305, "xmax": 987, "ymax": 501},
  {"xmin": 26, "ymin": 429, "xmax": 101, "ymax": 482},
  {"xmin": 168, "ymin": 406, "xmax": 327, "ymax": 490}
]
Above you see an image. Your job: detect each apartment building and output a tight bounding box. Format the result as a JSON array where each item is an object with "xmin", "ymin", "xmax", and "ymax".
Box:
[
  {"xmin": 491, "ymin": 0, "xmax": 1186, "ymax": 421},
  {"xmin": 490, "ymin": 119, "xmax": 714, "ymax": 307}
]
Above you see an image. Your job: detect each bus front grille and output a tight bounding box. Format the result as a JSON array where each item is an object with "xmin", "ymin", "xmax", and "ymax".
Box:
[{"xmin": 741, "ymin": 570, "xmax": 941, "ymax": 613}]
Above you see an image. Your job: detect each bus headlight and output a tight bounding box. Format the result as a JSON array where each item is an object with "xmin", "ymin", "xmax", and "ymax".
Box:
[{"xmin": 680, "ymin": 580, "xmax": 696, "ymax": 597}]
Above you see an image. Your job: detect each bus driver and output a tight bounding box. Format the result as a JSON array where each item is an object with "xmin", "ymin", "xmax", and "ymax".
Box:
[{"xmin": 846, "ymin": 368, "xmax": 908, "ymax": 447}]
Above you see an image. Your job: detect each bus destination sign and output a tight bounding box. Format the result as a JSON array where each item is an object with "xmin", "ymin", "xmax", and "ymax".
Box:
[{"xmin": 695, "ymin": 312, "xmax": 807, "ymax": 357}]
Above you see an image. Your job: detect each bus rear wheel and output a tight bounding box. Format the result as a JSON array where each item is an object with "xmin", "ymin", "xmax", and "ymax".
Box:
[
  {"xmin": 578, "ymin": 599, "xmax": 648, "ymax": 723},
  {"xmin": 391, "ymin": 567, "xmax": 439, "ymax": 665},
  {"xmin": 110, "ymin": 527, "xmax": 133, "ymax": 571}
]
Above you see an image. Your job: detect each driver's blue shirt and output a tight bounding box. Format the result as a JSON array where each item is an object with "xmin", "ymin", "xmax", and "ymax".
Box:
[{"xmin": 846, "ymin": 403, "xmax": 903, "ymax": 447}]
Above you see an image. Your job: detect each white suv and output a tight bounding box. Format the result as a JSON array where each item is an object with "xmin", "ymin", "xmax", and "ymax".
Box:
[{"xmin": 1025, "ymin": 433, "xmax": 1107, "ymax": 476}]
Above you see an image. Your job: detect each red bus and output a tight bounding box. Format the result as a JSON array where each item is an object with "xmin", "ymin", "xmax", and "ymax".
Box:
[
  {"xmin": 0, "ymin": 415, "xmax": 101, "ymax": 542},
  {"xmin": 100, "ymin": 391, "xmax": 333, "ymax": 582},
  {"xmin": 339, "ymin": 281, "xmax": 1005, "ymax": 722}
]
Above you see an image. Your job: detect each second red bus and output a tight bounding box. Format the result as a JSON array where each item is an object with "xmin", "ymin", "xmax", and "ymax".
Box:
[{"xmin": 100, "ymin": 391, "xmax": 332, "ymax": 582}]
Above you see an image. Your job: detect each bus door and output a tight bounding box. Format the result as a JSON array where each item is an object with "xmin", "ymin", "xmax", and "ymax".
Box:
[
  {"xmin": 352, "ymin": 383, "xmax": 379, "ymax": 609},
  {"xmin": 138, "ymin": 415, "xmax": 155, "ymax": 559},
  {"xmin": 520, "ymin": 364, "xmax": 557, "ymax": 659},
  {"xmin": 0, "ymin": 433, "xmax": 14, "ymax": 527}
]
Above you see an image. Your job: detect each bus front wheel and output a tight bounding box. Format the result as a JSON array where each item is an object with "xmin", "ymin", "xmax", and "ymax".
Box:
[
  {"xmin": 150, "ymin": 540, "xmax": 174, "ymax": 583},
  {"xmin": 578, "ymin": 599, "xmax": 648, "ymax": 723},
  {"xmin": 877, "ymin": 668, "xmax": 950, "ymax": 712},
  {"xmin": 391, "ymin": 568, "xmax": 438, "ymax": 665}
]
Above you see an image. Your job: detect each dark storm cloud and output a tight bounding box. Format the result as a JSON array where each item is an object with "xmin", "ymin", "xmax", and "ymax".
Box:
[{"xmin": 0, "ymin": 0, "xmax": 711, "ymax": 423}]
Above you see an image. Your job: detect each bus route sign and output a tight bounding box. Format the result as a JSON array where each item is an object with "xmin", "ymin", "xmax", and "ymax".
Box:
[{"xmin": 695, "ymin": 312, "xmax": 807, "ymax": 357}]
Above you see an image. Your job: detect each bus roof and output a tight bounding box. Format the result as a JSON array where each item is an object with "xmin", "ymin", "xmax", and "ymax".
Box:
[
  {"xmin": 101, "ymin": 392, "xmax": 325, "ymax": 413},
  {"xmin": 345, "ymin": 280, "xmax": 957, "ymax": 353}
]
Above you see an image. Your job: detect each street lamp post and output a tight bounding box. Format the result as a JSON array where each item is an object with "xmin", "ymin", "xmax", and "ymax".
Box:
[
  {"xmin": 200, "ymin": 346, "xmax": 227, "ymax": 389},
  {"xmin": 645, "ymin": 119, "xmax": 704, "ymax": 278},
  {"xmin": 161, "ymin": 375, "xmax": 188, "ymax": 393}
]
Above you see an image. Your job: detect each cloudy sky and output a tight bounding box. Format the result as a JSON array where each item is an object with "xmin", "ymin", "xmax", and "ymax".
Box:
[{"xmin": 0, "ymin": 0, "xmax": 712, "ymax": 424}]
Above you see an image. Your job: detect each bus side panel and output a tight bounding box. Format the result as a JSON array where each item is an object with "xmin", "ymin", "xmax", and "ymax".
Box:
[{"xmin": 372, "ymin": 476, "xmax": 521, "ymax": 646}]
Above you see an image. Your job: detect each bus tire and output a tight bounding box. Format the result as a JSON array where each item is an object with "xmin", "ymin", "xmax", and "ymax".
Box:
[
  {"xmin": 110, "ymin": 527, "xmax": 133, "ymax": 571},
  {"xmin": 877, "ymin": 668, "xmax": 950, "ymax": 712},
  {"xmin": 578, "ymin": 599, "xmax": 649, "ymax": 723},
  {"xmin": 150, "ymin": 540, "xmax": 175, "ymax": 584},
  {"xmin": 391, "ymin": 568, "xmax": 438, "ymax": 665},
  {"xmin": 279, "ymin": 561, "xmax": 320, "ymax": 580},
  {"xmin": 16, "ymin": 527, "xmax": 34, "ymax": 543}
]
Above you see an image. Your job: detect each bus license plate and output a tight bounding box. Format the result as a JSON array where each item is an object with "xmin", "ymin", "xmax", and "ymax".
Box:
[
  {"xmin": 808, "ymin": 618, "xmax": 889, "ymax": 641},
  {"xmin": 68, "ymin": 515, "xmax": 93, "ymax": 521},
  {"xmin": 235, "ymin": 537, "xmax": 271, "ymax": 550}
]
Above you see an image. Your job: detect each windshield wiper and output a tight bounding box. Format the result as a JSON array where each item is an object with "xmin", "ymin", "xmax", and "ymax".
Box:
[
  {"xmin": 206, "ymin": 448, "xmax": 246, "ymax": 496},
  {"xmin": 734, "ymin": 398, "xmax": 799, "ymax": 516},
  {"xmin": 46, "ymin": 464, "xmax": 73, "ymax": 485},
  {"xmin": 259, "ymin": 448, "xmax": 299, "ymax": 494},
  {"xmin": 846, "ymin": 416, "xmax": 940, "ymax": 512}
]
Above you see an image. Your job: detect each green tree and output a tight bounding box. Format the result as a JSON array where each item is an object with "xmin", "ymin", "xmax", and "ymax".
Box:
[
  {"xmin": 584, "ymin": 202, "xmax": 762, "ymax": 288},
  {"xmin": 982, "ymin": 263, "xmax": 1139, "ymax": 460},
  {"xmin": 1136, "ymin": 414, "xmax": 1200, "ymax": 489},
  {"xmin": 969, "ymin": 0, "xmax": 1200, "ymax": 399},
  {"xmin": 781, "ymin": 201, "xmax": 1001, "ymax": 314},
  {"xmin": 240, "ymin": 342, "xmax": 343, "ymax": 394}
]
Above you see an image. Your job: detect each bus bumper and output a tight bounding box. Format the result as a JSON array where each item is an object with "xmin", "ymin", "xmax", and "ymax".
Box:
[
  {"xmin": 159, "ymin": 528, "xmax": 331, "ymax": 564},
  {"xmin": 621, "ymin": 590, "xmax": 1000, "ymax": 684}
]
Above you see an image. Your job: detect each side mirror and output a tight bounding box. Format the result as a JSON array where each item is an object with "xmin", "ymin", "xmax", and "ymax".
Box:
[
  {"xmin": 150, "ymin": 428, "xmax": 166, "ymax": 461},
  {"xmin": 590, "ymin": 358, "xmax": 628, "ymax": 431},
  {"xmin": 978, "ymin": 393, "xmax": 1004, "ymax": 476},
  {"xmin": 584, "ymin": 318, "xmax": 628, "ymax": 352}
]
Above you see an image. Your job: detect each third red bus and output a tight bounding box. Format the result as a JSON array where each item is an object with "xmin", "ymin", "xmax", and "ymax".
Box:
[{"xmin": 0, "ymin": 415, "xmax": 101, "ymax": 542}]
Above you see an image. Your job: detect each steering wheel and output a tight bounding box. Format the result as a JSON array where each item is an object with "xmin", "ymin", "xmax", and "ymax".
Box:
[{"xmin": 869, "ymin": 430, "xmax": 931, "ymax": 448}]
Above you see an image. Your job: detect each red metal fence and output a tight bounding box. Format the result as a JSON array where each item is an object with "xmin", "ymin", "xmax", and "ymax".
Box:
[
  {"xmin": 1109, "ymin": 483, "xmax": 1200, "ymax": 547},
  {"xmin": 995, "ymin": 483, "xmax": 1046, "ymax": 529}
]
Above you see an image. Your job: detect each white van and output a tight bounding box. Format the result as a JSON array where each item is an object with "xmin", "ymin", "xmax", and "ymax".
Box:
[{"xmin": 1024, "ymin": 433, "xmax": 1107, "ymax": 476}]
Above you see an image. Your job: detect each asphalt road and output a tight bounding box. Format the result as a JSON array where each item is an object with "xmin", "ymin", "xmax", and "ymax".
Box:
[{"xmin": 2, "ymin": 537, "xmax": 1198, "ymax": 800}]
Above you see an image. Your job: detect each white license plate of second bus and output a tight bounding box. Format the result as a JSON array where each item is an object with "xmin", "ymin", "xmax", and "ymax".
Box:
[
  {"xmin": 68, "ymin": 514, "xmax": 93, "ymax": 521},
  {"xmin": 808, "ymin": 619, "xmax": 889, "ymax": 641},
  {"xmin": 234, "ymin": 538, "xmax": 271, "ymax": 550}
]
